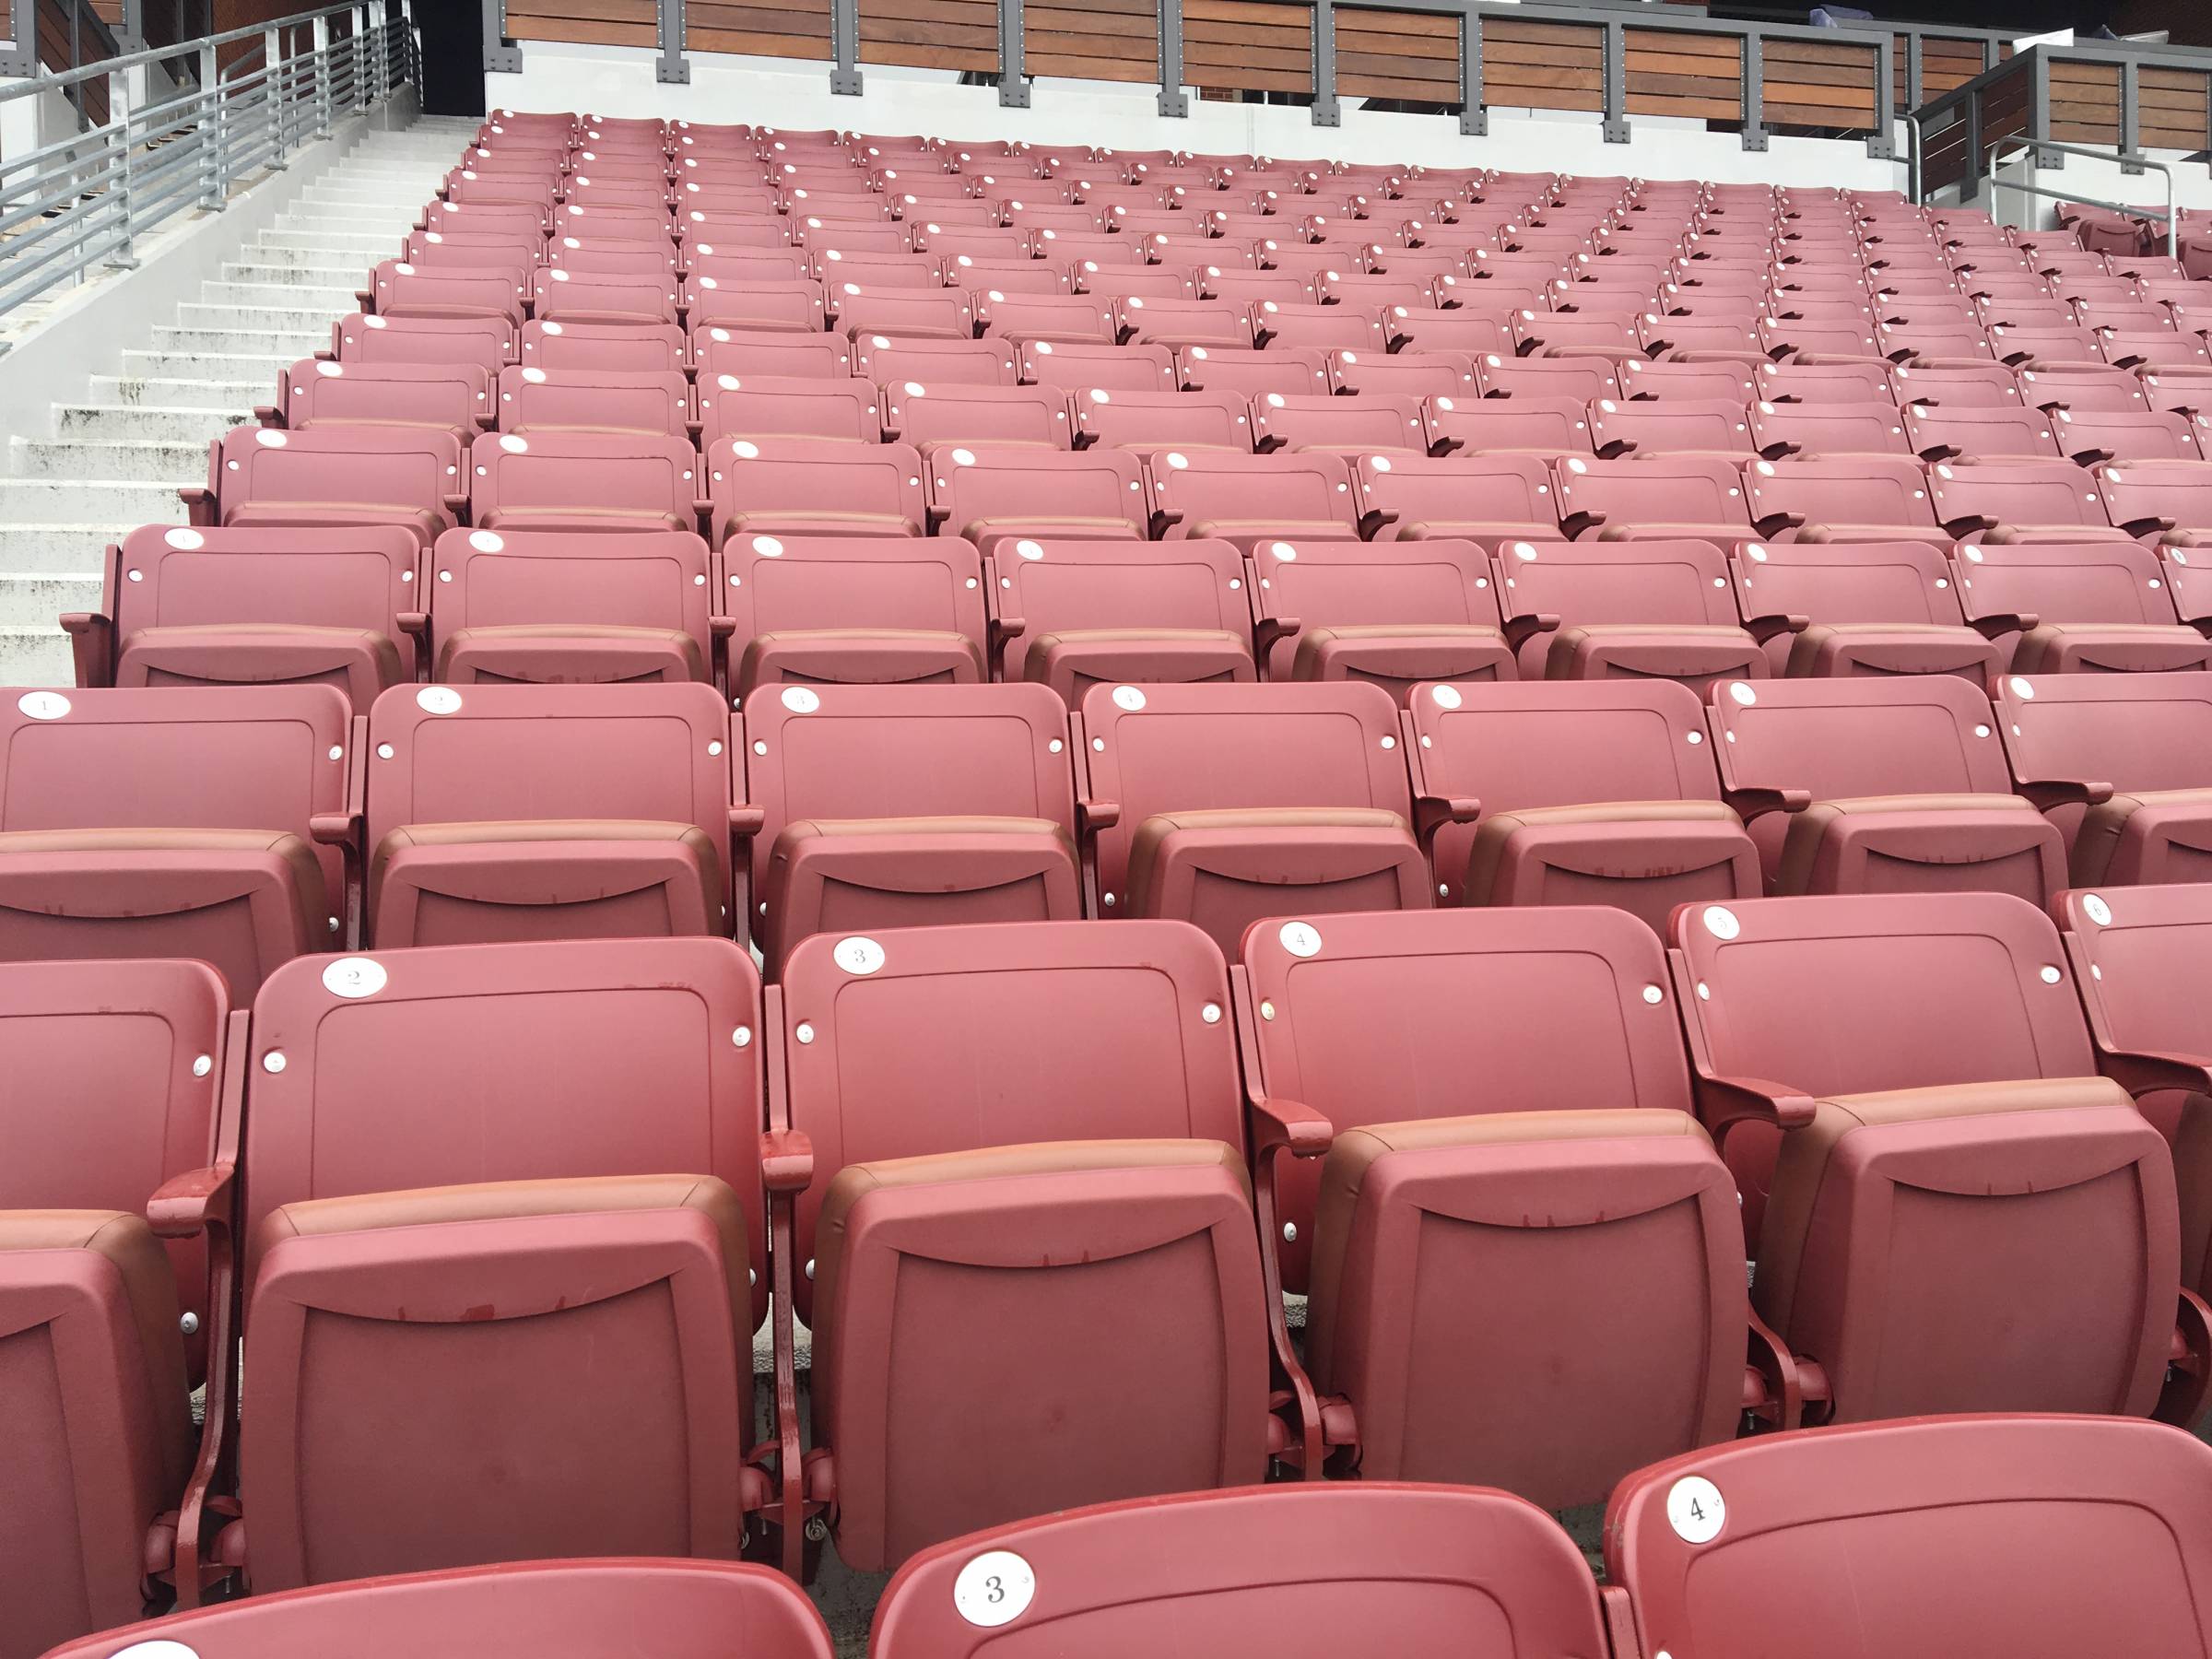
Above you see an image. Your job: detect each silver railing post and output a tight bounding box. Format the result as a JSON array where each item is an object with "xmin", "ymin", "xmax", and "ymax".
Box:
[
  {"xmin": 312, "ymin": 13, "xmax": 333, "ymax": 137},
  {"xmin": 107, "ymin": 64, "xmax": 139, "ymax": 267},
  {"xmin": 197, "ymin": 37, "xmax": 224, "ymax": 207}
]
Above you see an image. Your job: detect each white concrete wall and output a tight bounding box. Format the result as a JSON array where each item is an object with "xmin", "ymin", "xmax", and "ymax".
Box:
[{"xmin": 488, "ymin": 40, "xmax": 1908, "ymax": 194}]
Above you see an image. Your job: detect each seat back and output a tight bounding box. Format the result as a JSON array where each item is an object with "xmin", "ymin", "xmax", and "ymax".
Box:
[
  {"xmin": 1076, "ymin": 680, "xmax": 1412, "ymax": 911},
  {"xmin": 1607, "ymin": 1417, "xmax": 2212, "ymax": 1659},
  {"xmin": 1250, "ymin": 392, "xmax": 1424, "ymax": 454},
  {"xmin": 103, "ymin": 524, "xmax": 424, "ymax": 689},
  {"xmin": 1956, "ymin": 538, "xmax": 2183, "ymax": 627},
  {"xmin": 1708, "ymin": 673, "xmax": 2011, "ymax": 810},
  {"xmin": 1149, "ymin": 450, "xmax": 1356, "ymax": 539},
  {"xmin": 1420, "ymin": 392, "xmax": 1590, "ymax": 457},
  {"xmin": 888, "ymin": 382, "xmax": 1071, "ymax": 450},
  {"xmin": 214, "ymin": 427, "xmax": 462, "ymax": 531},
  {"xmin": 1554, "ymin": 455, "xmax": 1749, "ymax": 534},
  {"xmin": 519, "ymin": 318, "xmax": 686, "ymax": 373},
  {"xmin": 1251, "ymin": 536, "xmax": 1504, "ymax": 680},
  {"xmin": 694, "ymin": 330, "xmax": 852, "ymax": 381},
  {"xmin": 429, "ymin": 527, "xmax": 715, "ymax": 682},
  {"xmin": 993, "ymin": 537, "xmax": 1250, "ymax": 681},
  {"xmin": 1929, "ymin": 459, "xmax": 2111, "ymax": 532},
  {"xmin": 2098, "ymin": 459, "xmax": 2212, "ymax": 536},
  {"xmin": 929, "ymin": 446, "xmax": 1148, "ymax": 541},
  {"xmin": 496, "ymin": 366, "xmax": 692, "ymax": 439},
  {"xmin": 872, "ymin": 1484, "xmax": 1608, "ymax": 1658},
  {"xmin": 707, "ymin": 438, "xmax": 926, "ymax": 540},
  {"xmin": 1995, "ymin": 670, "xmax": 2212, "ymax": 806},
  {"xmin": 1407, "ymin": 677, "xmax": 1725, "ymax": 889},
  {"xmin": 725, "ymin": 533, "xmax": 987, "ymax": 675},
  {"xmin": 1355, "ymin": 453, "xmax": 1556, "ymax": 539},
  {"xmin": 1735, "ymin": 537, "xmax": 1967, "ymax": 631},
  {"xmin": 468, "ymin": 431, "xmax": 699, "ymax": 533},
  {"xmin": 1746, "ymin": 455, "xmax": 1936, "ymax": 532},
  {"xmin": 0, "ymin": 682, "xmax": 351, "ymax": 918},
  {"xmin": 280, "ymin": 359, "xmax": 491, "ymax": 441},
  {"xmin": 1671, "ymin": 890, "xmax": 2096, "ymax": 1099},
  {"xmin": 38, "ymin": 1559, "xmax": 836, "ymax": 1659},
  {"xmin": 695, "ymin": 374, "xmax": 877, "ymax": 445},
  {"xmin": 777, "ymin": 918, "xmax": 1241, "ymax": 1326}
]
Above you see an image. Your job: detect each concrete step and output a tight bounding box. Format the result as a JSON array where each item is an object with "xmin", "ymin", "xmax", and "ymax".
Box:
[
  {"xmin": 260, "ymin": 230, "xmax": 410, "ymax": 254},
  {"xmin": 123, "ymin": 349, "xmax": 302, "ymax": 380},
  {"xmin": 88, "ymin": 375, "xmax": 267, "ymax": 410},
  {"xmin": 225, "ymin": 258, "xmax": 370, "ymax": 284},
  {"xmin": 10, "ymin": 437, "xmax": 209, "ymax": 482},
  {"xmin": 0, "ymin": 524, "xmax": 132, "ymax": 574},
  {"xmin": 149, "ymin": 326, "xmax": 329, "ymax": 356},
  {"xmin": 53, "ymin": 405, "xmax": 243, "ymax": 442},
  {"xmin": 0, "ymin": 573, "xmax": 101, "ymax": 629},
  {"xmin": 302, "ymin": 190, "xmax": 441, "ymax": 207},
  {"xmin": 199, "ymin": 281, "xmax": 362, "ymax": 312},
  {"xmin": 0, "ymin": 627, "xmax": 75, "ymax": 686},
  {"xmin": 0, "ymin": 479, "xmax": 184, "ymax": 525},
  {"xmin": 275, "ymin": 213, "xmax": 424, "ymax": 232},
  {"xmin": 175, "ymin": 300, "xmax": 355, "ymax": 334}
]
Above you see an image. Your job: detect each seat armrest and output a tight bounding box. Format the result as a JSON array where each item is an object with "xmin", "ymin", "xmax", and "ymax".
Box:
[
  {"xmin": 1500, "ymin": 609, "xmax": 1561, "ymax": 652},
  {"xmin": 1699, "ymin": 1073, "xmax": 1818, "ymax": 1130},
  {"xmin": 1758, "ymin": 441, "xmax": 1802, "ymax": 460},
  {"xmin": 1595, "ymin": 438, "xmax": 1640, "ymax": 459},
  {"xmin": 1558, "ymin": 509, "xmax": 1606, "ymax": 538},
  {"xmin": 1723, "ymin": 782, "xmax": 1813, "ymax": 819},
  {"xmin": 729, "ymin": 804, "xmax": 767, "ymax": 842},
  {"xmin": 1413, "ymin": 791, "xmax": 1482, "ymax": 865},
  {"xmin": 1752, "ymin": 510, "xmax": 1806, "ymax": 538},
  {"xmin": 1943, "ymin": 512, "xmax": 1999, "ymax": 537},
  {"xmin": 178, "ymin": 485, "xmax": 215, "ymax": 526},
  {"xmin": 2125, "ymin": 514, "xmax": 2181, "ymax": 538},
  {"xmin": 1248, "ymin": 1093, "xmax": 1333, "ymax": 1159},
  {"xmin": 396, "ymin": 610, "xmax": 429, "ymax": 642},
  {"xmin": 2016, "ymin": 776, "xmax": 2114, "ymax": 812},
  {"xmin": 759, "ymin": 1128, "xmax": 813, "ymax": 1194},
  {"xmin": 148, "ymin": 1163, "xmax": 235, "ymax": 1241},
  {"xmin": 1741, "ymin": 609, "xmax": 1810, "ymax": 644},
  {"xmin": 1965, "ymin": 608, "xmax": 2038, "ymax": 640},
  {"xmin": 60, "ymin": 610, "xmax": 114, "ymax": 688},
  {"xmin": 253, "ymin": 406, "xmax": 283, "ymax": 429},
  {"xmin": 1077, "ymin": 796, "xmax": 1121, "ymax": 835},
  {"xmin": 2100, "ymin": 1047, "xmax": 2212, "ymax": 1100},
  {"xmin": 1356, "ymin": 506, "xmax": 1398, "ymax": 537}
]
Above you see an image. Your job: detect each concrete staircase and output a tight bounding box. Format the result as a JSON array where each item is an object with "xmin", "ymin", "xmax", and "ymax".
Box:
[{"xmin": 0, "ymin": 114, "xmax": 482, "ymax": 683}]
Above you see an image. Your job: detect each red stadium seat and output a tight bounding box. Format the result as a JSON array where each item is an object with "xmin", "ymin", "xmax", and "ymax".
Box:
[
  {"xmin": 1148, "ymin": 449, "xmax": 1359, "ymax": 549},
  {"xmin": 269, "ymin": 358, "xmax": 490, "ymax": 443},
  {"xmin": 0, "ymin": 685, "xmax": 351, "ymax": 994},
  {"xmin": 1732, "ymin": 538, "xmax": 2000, "ymax": 677},
  {"xmin": 1075, "ymin": 680, "xmax": 1427, "ymax": 953},
  {"xmin": 1952, "ymin": 540, "xmax": 2212, "ymax": 673},
  {"xmin": 1553, "ymin": 455, "xmax": 1752, "ymax": 543},
  {"xmin": 65, "ymin": 524, "xmax": 422, "ymax": 705},
  {"xmin": 1354, "ymin": 453, "xmax": 1561, "ymax": 547},
  {"xmin": 927, "ymin": 444, "xmax": 1148, "ymax": 547},
  {"xmin": 990, "ymin": 536, "xmax": 1254, "ymax": 700},
  {"xmin": 1250, "ymin": 535, "xmax": 1513, "ymax": 698},
  {"xmin": 725, "ymin": 533, "xmax": 987, "ymax": 697},
  {"xmin": 186, "ymin": 427, "xmax": 464, "ymax": 550},
  {"xmin": 498, "ymin": 365, "xmax": 692, "ymax": 439},
  {"xmin": 705, "ymin": 438, "xmax": 926, "ymax": 543},
  {"xmin": 468, "ymin": 431, "xmax": 700, "ymax": 535},
  {"xmin": 1497, "ymin": 537, "xmax": 1765, "ymax": 692}
]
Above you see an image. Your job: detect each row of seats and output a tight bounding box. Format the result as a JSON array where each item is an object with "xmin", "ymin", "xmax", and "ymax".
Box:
[
  {"xmin": 48, "ymin": 1415, "xmax": 2212, "ymax": 1658},
  {"xmin": 9, "ymin": 890, "xmax": 2212, "ymax": 1649},
  {"xmin": 62, "ymin": 527, "xmax": 2212, "ymax": 714},
  {"xmin": 175, "ymin": 424, "xmax": 2212, "ymax": 558},
  {"xmin": 9, "ymin": 668, "xmax": 2212, "ymax": 991}
]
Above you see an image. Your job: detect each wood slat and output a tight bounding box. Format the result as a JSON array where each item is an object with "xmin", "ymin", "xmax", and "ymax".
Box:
[
  {"xmin": 1184, "ymin": 0, "xmax": 1307, "ymax": 93},
  {"xmin": 859, "ymin": 0, "xmax": 995, "ymax": 71},
  {"xmin": 510, "ymin": 0, "xmax": 654, "ymax": 45},
  {"xmin": 1339, "ymin": 9, "xmax": 1456, "ymax": 100}
]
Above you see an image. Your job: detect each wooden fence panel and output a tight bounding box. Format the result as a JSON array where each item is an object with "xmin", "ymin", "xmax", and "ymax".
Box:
[
  {"xmin": 1184, "ymin": 0, "xmax": 1310, "ymax": 97},
  {"xmin": 507, "ymin": 0, "xmax": 654, "ymax": 48},
  {"xmin": 1764, "ymin": 36, "xmax": 1877, "ymax": 131},
  {"xmin": 688, "ymin": 0, "xmax": 830, "ymax": 61},
  {"xmin": 1337, "ymin": 6, "xmax": 1455, "ymax": 106},
  {"xmin": 1623, "ymin": 27, "xmax": 1738, "ymax": 122},
  {"xmin": 1482, "ymin": 17, "xmax": 1602, "ymax": 114},
  {"xmin": 859, "ymin": 0, "xmax": 995, "ymax": 73},
  {"xmin": 1025, "ymin": 0, "xmax": 1154, "ymax": 83}
]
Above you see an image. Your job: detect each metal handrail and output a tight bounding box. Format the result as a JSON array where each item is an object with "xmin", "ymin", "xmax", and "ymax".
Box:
[
  {"xmin": 1984, "ymin": 137, "xmax": 2178, "ymax": 260},
  {"xmin": 0, "ymin": 2, "xmax": 419, "ymax": 333}
]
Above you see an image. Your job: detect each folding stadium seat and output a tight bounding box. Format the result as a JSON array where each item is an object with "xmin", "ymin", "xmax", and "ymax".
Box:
[
  {"xmin": 946, "ymin": 258, "xmax": 1073, "ymax": 298},
  {"xmin": 498, "ymin": 365, "xmax": 692, "ymax": 438},
  {"xmin": 927, "ymin": 445, "xmax": 1148, "ymax": 547},
  {"xmin": 772, "ymin": 921, "xmax": 1298, "ymax": 1572},
  {"xmin": 2053, "ymin": 406, "xmax": 2212, "ymax": 464},
  {"xmin": 724, "ymin": 681, "xmax": 1081, "ymax": 967},
  {"xmin": 1071, "ymin": 386, "xmax": 1250, "ymax": 452},
  {"xmin": 266, "ymin": 359, "xmax": 490, "ymax": 444},
  {"xmin": 1495, "ymin": 537, "xmax": 1765, "ymax": 693},
  {"xmin": 859, "ymin": 1484, "xmax": 1571, "ymax": 1659},
  {"xmin": 1242, "ymin": 906, "xmax": 1761, "ymax": 1502},
  {"xmin": 1707, "ymin": 675, "xmax": 2064, "ymax": 901},
  {"xmin": 834, "ymin": 288, "xmax": 976, "ymax": 343},
  {"xmin": 41, "ymin": 1559, "xmax": 835, "ymax": 1659},
  {"xmin": 2017, "ymin": 363, "xmax": 2149, "ymax": 411},
  {"xmin": 1901, "ymin": 401, "xmax": 2063, "ymax": 461},
  {"xmin": 1733, "ymin": 538, "xmax": 2001, "ymax": 677},
  {"xmin": 1175, "ymin": 345, "xmax": 1330, "ymax": 400},
  {"xmin": 520, "ymin": 318, "xmax": 685, "ymax": 373},
  {"xmin": 1607, "ymin": 1417, "xmax": 2212, "ymax": 1659},
  {"xmin": 427, "ymin": 527, "xmax": 716, "ymax": 686},
  {"xmin": 724, "ymin": 534, "xmax": 986, "ymax": 696},
  {"xmin": 1950, "ymin": 540, "xmax": 2212, "ymax": 673},
  {"xmin": 685, "ymin": 276, "xmax": 825, "ymax": 333},
  {"xmin": 1020, "ymin": 337, "xmax": 1174, "ymax": 393},
  {"xmin": 971, "ymin": 290, "xmax": 1112, "ymax": 346},
  {"xmin": 1353, "ymin": 453, "xmax": 1559, "ymax": 547},
  {"xmin": 1421, "ymin": 393, "xmax": 1591, "ymax": 458},
  {"xmin": 2095, "ymin": 460, "xmax": 2212, "ymax": 546},
  {"xmin": 1380, "ymin": 306, "xmax": 1512, "ymax": 358},
  {"xmin": 1242, "ymin": 537, "xmax": 1511, "ymax": 699},
  {"xmin": 1742, "ymin": 455, "xmax": 1944, "ymax": 547},
  {"xmin": 1147, "ymin": 450, "xmax": 1358, "ymax": 550},
  {"xmin": 185, "ymin": 427, "xmax": 463, "ymax": 549},
  {"xmin": 1406, "ymin": 677, "xmax": 1758, "ymax": 930},
  {"xmin": 1326, "ymin": 349, "xmax": 1475, "ymax": 400},
  {"xmin": 879, "ymin": 381, "xmax": 1070, "ymax": 453},
  {"xmin": 1074, "ymin": 681, "xmax": 1426, "ymax": 953},
  {"xmin": 466, "ymin": 430, "xmax": 699, "ymax": 535},
  {"xmin": 64, "ymin": 524, "xmax": 422, "ymax": 704},
  {"xmin": 530, "ymin": 268, "xmax": 682, "ymax": 328},
  {"xmin": 203, "ymin": 937, "xmax": 775, "ymax": 1592},
  {"xmin": 1994, "ymin": 671, "xmax": 2212, "ymax": 885},
  {"xmin": 552, "ymin": 239, "xmax": 687, "ymax": 278},
  {"xmin": 1472, "ymin": 353, "xmax": 1621, "ymax": 403},
  {"xmin": 1080, "ymin": 264, "xmax": 1198, "ymax": 302},
  {"xmin": 421, "ymin": 202, "xmax": 554, "ymax": 245},
  {"xmin": 1250, "ymin": 392, "xmax": 1425, "ymax": 455},
  {"xmin": 705, "ymin": 438, "xmax": 926, "ymax": 544},
  {"xmin": 989, "ymin": 537, "xmax": 1253, "ymax": 700},
  {"xmin": 1752, "ymin": 359, "xmax": 1890, "ymax": 405},
  {"xmin": 1672, "ymin": 892, "xmax": 2198, "ymax": 1423},
  {"xmin": 856, "ymin": 335, "xmax": 1017, "ymax": 387},
  {"xmin": 0, "ymin": 686, "xmax": 350, "ymax": 994},
  {"xmin": 1932, "ymin": 459, "xmax": 2134, "ymax": 545},
  {"xmin": 694, "ymin": 375, "xmax": 876, "ymax": 445},
  {"xmin": 1744, "ymin": 399, "xmax": 1907, "ymax": 460},
  {"xmin": 1586, "ymin": 397, "xmax": 1754, "ymax": 459},
  {"xmin": 0, "ymin": 959, "xmax": 227, "ymax": 1654},
  {"xmin": 1553, "ymin": 455, "xmax": 1751, "ymax": 543},
  {"xmin": 1251, "ymin": 300, "xmax": 1388, "ymax": 356}
]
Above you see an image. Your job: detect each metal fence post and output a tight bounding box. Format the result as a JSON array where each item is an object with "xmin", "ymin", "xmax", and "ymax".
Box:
[
  {"xmin": 830, "ymin": 0, "xmax": 861, "ymax": 95},
  {"xmin": 2030, "ymin": 50, "xmax": 2060, "ymax": 169},
  {"xmin": 1866, "ymin": 34, "xmax": 1895, "ymax": 159},
  {"xmin": 1312, "ymin": 0, "xmax": 1339, "ymax": 127},
  {"xmin": 197, "ymin": 37, "xmax": 225, "ymax": 207},
  {"xmin": 1156, "ymin": 0, "xmax": 1185, "ymax": 117},
  {"xmin": 998, "ymin": 0, "xmax": 1029, "ymax": 108},
  {"xmin": 2119, "ymin": 58, "xmax": 2144, "ymax": 173},
  {"xmin": 312, "ymin": 14, "xmax": 333, "ymax": 136},
  {"xmin": 485, "ymin": 0, "xmax": 522, "ymax": 73},
  {"xmin": 106, "ymin": 66, "xmax": 139, "ymax": 268},
  {"xmin": 657, "ymin": 0, "xmax": 690, "ymax": 84},
  {"xmin": 1459, "ymin": 8, "xmax": 1484, "ymax": 136},
  {"xmin": 1601, "ymin": 18, "xmax": 1629, "ymax": 143},
  {"xmin": 1741, "ymin": 30, "xmax": 1766, "ymax": 151}
]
